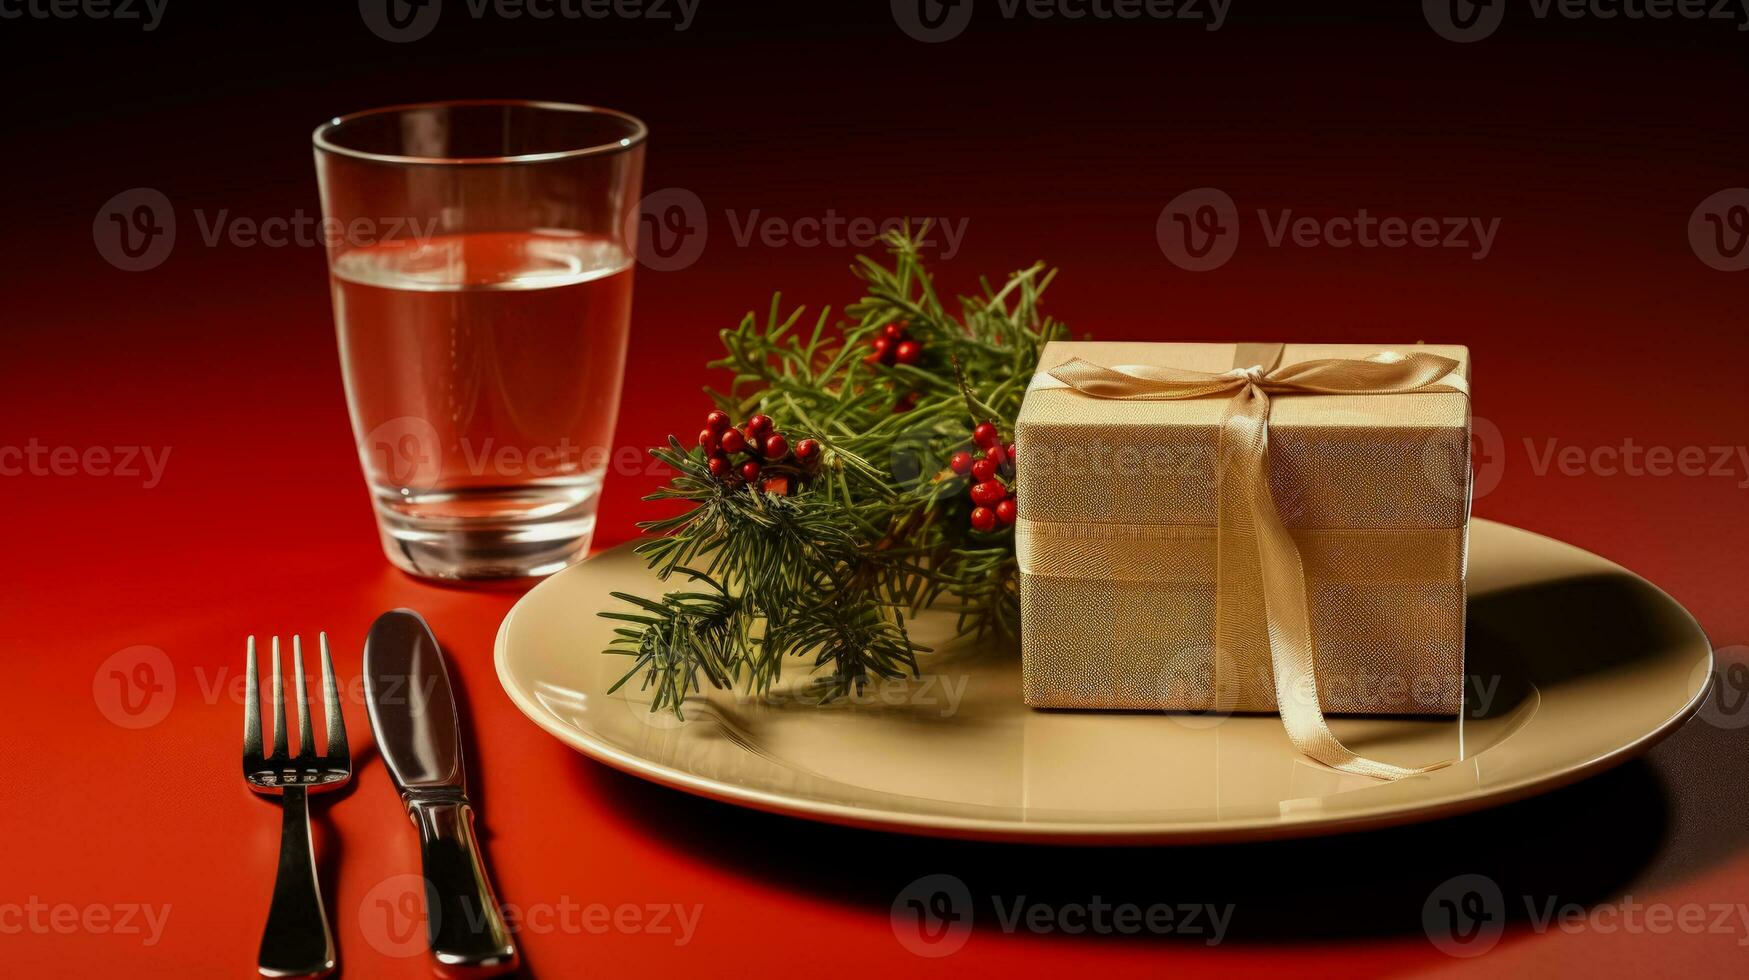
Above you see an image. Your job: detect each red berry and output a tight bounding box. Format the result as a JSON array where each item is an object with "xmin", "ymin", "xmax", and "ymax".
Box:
[
  {"xmin": 949, "ymin": 451, "xmax": 974, "ymax": 475},
  {"xmin": 795, "ymin": 438, "xmax": 821, "ymax": 463},
  {"xmin": 705, "ymin": 410, "xmax": 730, "ymax": 434},
  {"xmin": 740, "ymin": 460, "xmax": 761, "ymax": 481},
  {"xmin": 971, "ymin": 457, "xmax": 996, "ymax": 482},
  {"xmin": 973, "ymin": 421, "xmax": 1001, "ymax": 449},
  {"xmin": 882, "ymin": 322, "xmax": 905, "ymax": 341},
  {"xmin": 894, "ymin": 340, "xmax": 921, "ymax": 365},
  {"xmin": 707, "ymin": 455, "xmax": 729, "ymax": 478},
  {"xmin": 970, "ymin": 506, "xmax": 997, "ymax": 532},
  {"xmin": 870, "ymin": 336, "xmax": 891, "ymax": 361},
  {"xmin": 746, "ymin": 415, "xmax": 773, "ymax": 439},
  {"xmin": 971, "ymin": 479, "xmax": 1005, "ymax": 506},
  {"xmin": 1004, "ymin": 442, "xmax": 1017, "ymax": 465},
  {"xmin": 893, "ymin": 391, "xmax": 919, "ymax": 413},
  {"xmin": 986, "ymin": 444, "xmax": 1006, "ymax": 467},
  {"xmin": 995, "ymin": 497, "xmax": 1018, "ymax": 526},
  {"xmin": 764, "ymin": 433, "xmax": 789, "ymax": 459},
  {"xmin": 719, "ymin": 428, "xmax": 747, "ymax": 454},
  {"xmin": 761, "ymin": 475, "xmax": 791, "ymax": 496},
  {"xmin": 699, "ymin": 428, "xmax": 720, "ymax": 452}
]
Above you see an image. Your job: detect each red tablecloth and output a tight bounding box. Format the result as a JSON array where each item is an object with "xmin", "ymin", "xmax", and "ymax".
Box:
[{"xmin": 5, "ymin": 10, "xmax": 1747, "ymax": 978}]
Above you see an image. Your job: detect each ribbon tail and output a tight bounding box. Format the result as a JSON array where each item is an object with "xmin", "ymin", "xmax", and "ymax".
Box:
[{"xmin": 1218, "ymin": 387, "xmax": 1453, "ymax": 780}]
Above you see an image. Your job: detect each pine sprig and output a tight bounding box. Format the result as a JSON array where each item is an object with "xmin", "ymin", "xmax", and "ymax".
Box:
[{"xmin": 601, "ymin": 227, "xmax": 1070, "ymax": 716}]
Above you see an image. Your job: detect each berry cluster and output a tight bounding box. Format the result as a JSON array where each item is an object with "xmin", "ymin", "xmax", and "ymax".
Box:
[
  {"xmin": 866, "ymin": 322, "xmax": 922, "ymax": 413},
  {"xmin": 700, "ymin": 410, "xmax": 820, "ymax": 496},
  {"xmin": 865, "ymin": 321, "xmax": 922, "ymax": 368},
  {"xmin": 950, "ymin": 420, "xmax": 1017, "ymax": 532}
]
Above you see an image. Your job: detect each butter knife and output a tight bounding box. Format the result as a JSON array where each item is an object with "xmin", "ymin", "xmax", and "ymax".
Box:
[{"xmin": 363, "ymin": 609, "xmax": 519, "ymax": 977}]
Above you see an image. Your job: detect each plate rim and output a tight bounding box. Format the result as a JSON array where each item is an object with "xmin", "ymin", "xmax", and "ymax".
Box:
[{"xmin": 493, "ymin": 519, "xmax": 1714, "ymax": 844}]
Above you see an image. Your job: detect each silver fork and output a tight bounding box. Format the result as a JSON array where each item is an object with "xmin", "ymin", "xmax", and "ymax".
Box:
[{"xmin": 243, "ymin": 634, "xmax": 352, "ymax": 978}]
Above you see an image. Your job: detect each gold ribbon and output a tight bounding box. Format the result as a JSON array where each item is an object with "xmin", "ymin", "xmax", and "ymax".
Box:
[{"xmin": 1043, "ymin": 344, "xmax": 1467, "ymax": 780}]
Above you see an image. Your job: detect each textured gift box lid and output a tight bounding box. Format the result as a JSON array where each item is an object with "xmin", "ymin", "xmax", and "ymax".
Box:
[
  {"xmin": 1015, "ymin": 341, "xmax": 1472, "ymax": 529},
  {"xmin": 1025, "ymin": 341, "xmax": 1470, "ymax": 428}
]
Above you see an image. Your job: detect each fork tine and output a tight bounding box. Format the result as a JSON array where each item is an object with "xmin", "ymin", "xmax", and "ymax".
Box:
[
  {"xmin": 243, "ymin": 636, "xmax": 262, "ymax": 762},
  {"xmin": 293, "ymin": 635, "xmax": 313, "ymax": 761},
  {"xmin": 270, "ymin": 636, "xmax": 288, "ymax": 760},
  {"xmin": 321, "ymin": 633, "xmax": 348, "ymax": 761}
]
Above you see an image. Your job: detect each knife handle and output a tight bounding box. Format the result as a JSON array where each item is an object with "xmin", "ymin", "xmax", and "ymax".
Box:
[{"xmin": 411, "ymin": 799, "xmax": 519, "ymax": 978}]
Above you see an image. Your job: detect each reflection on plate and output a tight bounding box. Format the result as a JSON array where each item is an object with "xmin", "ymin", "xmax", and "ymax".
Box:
[{"xmin": 495, "ymin": 520, "xmax": 1711, "ymax": 843}]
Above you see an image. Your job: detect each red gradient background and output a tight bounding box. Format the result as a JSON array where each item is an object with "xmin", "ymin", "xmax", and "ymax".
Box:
[{"xmin": 2, "ymin": 5, "xmax": 1746, "ymax": 977}]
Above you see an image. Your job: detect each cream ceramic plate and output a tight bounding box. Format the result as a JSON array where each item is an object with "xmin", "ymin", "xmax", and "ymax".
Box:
[{"xmin": 495, "ymin": 520, "xmax": 1712, "ymax": 843}]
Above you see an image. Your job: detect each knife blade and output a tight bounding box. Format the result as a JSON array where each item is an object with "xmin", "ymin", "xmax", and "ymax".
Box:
[{"xmin": 364, "ymin": 609, "xmax": 518, "ymax": 978}]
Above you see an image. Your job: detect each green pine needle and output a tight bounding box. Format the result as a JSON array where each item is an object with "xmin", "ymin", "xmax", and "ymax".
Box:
[{"xmin": 601, "ymin": 226, "xmax": 1069, "ymax": 717}]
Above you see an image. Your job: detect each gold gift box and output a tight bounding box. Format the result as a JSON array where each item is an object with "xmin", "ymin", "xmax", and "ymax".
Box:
[{"xmin": 1014, "ymin": 341, "xmax": 1471, "ymax": 716}]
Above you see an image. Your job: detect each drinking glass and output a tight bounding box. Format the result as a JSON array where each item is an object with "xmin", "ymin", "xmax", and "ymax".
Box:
[{"xmin": 313, "ymin": 101, "xmax": 646, "ymax": 579}]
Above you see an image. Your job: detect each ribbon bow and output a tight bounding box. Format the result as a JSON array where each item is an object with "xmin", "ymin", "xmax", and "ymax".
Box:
[{"xmin": 1045, "ymin": 345, "xmax": 1468, "ymax": 780}]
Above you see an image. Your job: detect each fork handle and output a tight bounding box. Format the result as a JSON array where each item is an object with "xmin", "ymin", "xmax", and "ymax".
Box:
[
  {"xmin": 258, "ymin": 786, "xmax": 335, "ymax": 978},
  {"xmin": 411, "ymin": 799, "xmax": 519, "ymax": 977}
]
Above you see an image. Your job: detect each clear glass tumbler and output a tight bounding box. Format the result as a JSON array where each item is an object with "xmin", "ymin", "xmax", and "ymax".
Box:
[{"xmin": 313, "ymin": 101, "xmax": 646, "ymax": 579}]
